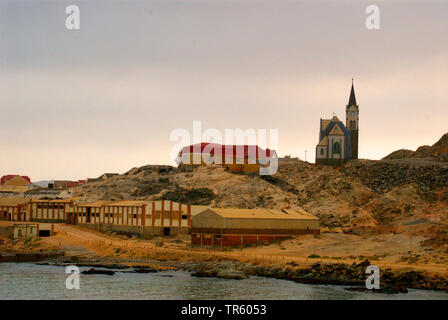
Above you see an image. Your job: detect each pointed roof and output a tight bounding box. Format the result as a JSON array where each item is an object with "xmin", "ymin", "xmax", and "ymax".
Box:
[
  {"xmin": 3, "ymin": 175, "xmax": 31, "ymax": 187},
  {"xmin": 348, "ymin": 79, "xmax": 357, "ymax": 106},
  {"xmin": 321, "ymin": 119, "xmax": 331, "ymax": 131},
  {"xmin": 317, "ymin": 136, "xmax": 328, "ymax": 146},
  {"xmin": 329, "ymin": 124, "xmax": 345, "ymax": 135},
  {"xmin": 331, "ymin": 115, "xmax": 341, "ymax": 122}
]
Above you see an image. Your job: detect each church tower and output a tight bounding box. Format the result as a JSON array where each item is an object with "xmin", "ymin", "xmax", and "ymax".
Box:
[{"xmin": 346, "ymin": 80, "xmax": 359, "ymax": 159}]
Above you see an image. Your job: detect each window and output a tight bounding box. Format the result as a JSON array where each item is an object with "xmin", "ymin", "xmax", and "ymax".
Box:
[
  {"xmin": 320, "ymin": 148, "xmax": 324, "ymax": 155},
  {"xmin": 333, "ymin": 141, "xmax": 341, "ymax": 155}
]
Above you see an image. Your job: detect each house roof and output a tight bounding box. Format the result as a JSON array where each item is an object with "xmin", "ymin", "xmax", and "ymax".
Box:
[
  {"xmin": 181, "ymin": 143, "xmax": 276, "ymax": 158},
  {"xmin": 321, "ymin": 119, "xmax": 331, "ymax": 131},
  {"xmin": 204, "ymin": 208, "xmax": 318, "ymax": 220},
  {"xmin": 331, "ymin": 115, "xmax": 341, "ymax": 122},
  {"xmin": 317, "ymin": 136, "xmax": 329, "ymax": 146},
  {"xmin": 1, "ymin": 175, "xmax": 31, "ymax": 186}
]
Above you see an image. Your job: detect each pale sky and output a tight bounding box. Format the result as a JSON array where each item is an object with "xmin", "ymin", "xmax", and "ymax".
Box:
[{"xmin": 1, "ymin": 0, "xmax": 447, "ymax": 181}]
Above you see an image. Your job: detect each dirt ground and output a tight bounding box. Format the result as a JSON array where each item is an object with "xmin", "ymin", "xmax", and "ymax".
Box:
[{"xmin": 2, "ymin": 221, "xmax": 447, "ymax": 276}]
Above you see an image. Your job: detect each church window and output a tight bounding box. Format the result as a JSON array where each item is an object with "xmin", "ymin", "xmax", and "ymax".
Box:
[{"xmin": 333, "ymin": 141, "xmax": 341, "ymax": 155}]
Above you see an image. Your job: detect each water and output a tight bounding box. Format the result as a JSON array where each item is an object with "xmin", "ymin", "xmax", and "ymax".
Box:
[{"xmin": 1, "ymin": 263, "xmax": 447, "ymax": 300}]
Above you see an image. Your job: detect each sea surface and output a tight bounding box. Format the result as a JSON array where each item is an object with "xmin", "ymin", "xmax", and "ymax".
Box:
[{"xmin": 1, "ymin": 263, "xmax": 447, "ymax": 300}]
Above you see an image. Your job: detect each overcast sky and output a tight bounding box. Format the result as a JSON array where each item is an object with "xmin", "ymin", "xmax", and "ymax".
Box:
[{"xmin": 1, "ymin": 0, "xmax": 447, "ymax": 181}]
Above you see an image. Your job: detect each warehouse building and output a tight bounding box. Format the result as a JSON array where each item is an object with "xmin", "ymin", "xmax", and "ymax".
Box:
[
  {"xmin": 191, "ymin": 208, "xmax": 320, "ymax": 247},
  {"xmin": 71, "ymin": 200, "xmax": 203, "ymax": 237},
  {"xmin": 0, "ymin": 198, "xmax": 75, "ymax": 222},
  {"xmin": 30, "ymin": 199, "xmax": 74, "ymax": 222},
  {"xmin": 0, "ymin": 198, "xmax": 31, "ymax": 221},
  {"xmin": 73, "ymin": 200, "xmax": 198, "ymax": 228},
  {"xmin": 176, "ymin": 143, "xmax": 277, "ymax": 174}
]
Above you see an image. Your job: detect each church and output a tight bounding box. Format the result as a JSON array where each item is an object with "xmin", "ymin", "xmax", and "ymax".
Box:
[{"xmin": 315, "ymin": 80, "xmax": 359, "ymax": 165}]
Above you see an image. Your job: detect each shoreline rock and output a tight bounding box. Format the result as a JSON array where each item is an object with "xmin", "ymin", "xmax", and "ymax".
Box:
[
  {"xmin": 81, "ymin": 268, "xmax": 115, "ymax": 276},
  {"xmin": 5, "ymin": 253, "xmax": 448, "ymax": 293},
  {"xmin": 0, "ymin": 250, "xmax": 64, "ymax": 263}
]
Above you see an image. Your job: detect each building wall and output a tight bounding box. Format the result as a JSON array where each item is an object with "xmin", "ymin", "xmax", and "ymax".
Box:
[
  {"xmin": 73, "ymin": 203, "xmax": 192, "ymax": 228},
  {"xmin": 191, "ymin": 233, "xmax": 316, "ymax": 247},
  {"xmin": 328, "ymin": 134, "xmax": 345, "ymax": 160},
  {"xmin": 181, "ymin": 153, "xmax": 261, "ymax": 173},
  {"xmin": 346, "ymin": 104, "xmax": 359, "ymax": 160},
  {"xmin": 30, "ymin": 202, "xmax": 68, "ymax": 221},
  {"xmin": 191, "ymin": 210, "xmax": 225, "ymax": 229},
  {"xmin": 0, "ymin": 206, "xmax": 29, "ymax": 222},
  {"xmin": 13, "ymin": 225, "xmax": 38, "ymax": 239},
  {"xmin": 350, "ymin": 130, "xmax": 359, "ymax": 159},
  {"xmin": 191, "ymin": 209, "xmax": 320, "ymax": 247},
  {"xmin": 316, "ymin": 146, "xmax": 327, "ymax": 159}
]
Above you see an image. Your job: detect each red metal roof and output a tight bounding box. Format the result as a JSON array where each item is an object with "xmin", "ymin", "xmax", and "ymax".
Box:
[
  {"xmin": 0, "ymin": 175, "xmax": 31, "ymax": 185},
  {"xmin": 66, "ymin": 180, "xmax": 86, "ymax": 188},
  {"xmin": 181, "ymin": 143, "xmax": 275, "ymax": 158}
]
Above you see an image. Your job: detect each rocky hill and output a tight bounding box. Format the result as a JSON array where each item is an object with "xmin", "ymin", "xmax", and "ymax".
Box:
[
  {"xmin": 72, "ymin": 157, "xmax": 448, "ymax": 235},
  {"xmin": 384, "ymin": 133, "xmax": 448, "ymax": 162}
]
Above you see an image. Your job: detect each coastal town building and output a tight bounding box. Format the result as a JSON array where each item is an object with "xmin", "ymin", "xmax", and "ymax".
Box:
[
  {"xmin": 191, "ymin": 208, "xmax": 320, "ymax": 247},
  {"xmin": 0, "ymin": 175, "xmax": 34, "ymax": 197},
  {"xmin": 176, "ymin": 143, "xmax": 277, "ymax": 173},
  {"xmin": 86, "ymin": 173, "xmax": 118, "ymax": 183},
  {"xmin": 52, "ymin": 180, "xmax": 85, "ymax": 189},
  {"xmin": 0, "ymin": 175, "xmax": 31, "ymax": 186},
  {"xmin": 29, "ymin": 199, "xmax": 74, "ymax": 222},
  {"xmin": 24, "ymin": 188, "xmax": 65, "ymax": 198},
  {"xmin": 71, "ymin": 200, "xmax": 201, "ymax": 236},
  {"xmin": 315, "ymin": 80, "xmax": 359, "ymax": 165},
  {"xmin": 13, "ymin": 224, "xmax": 38, "ymax": 239},
  {"xmin": 0, "ymin": 197, "xmax": 31, "ymax": 222}
]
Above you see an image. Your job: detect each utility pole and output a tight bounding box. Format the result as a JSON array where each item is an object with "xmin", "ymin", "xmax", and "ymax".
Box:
[{"xmin": 305, "ymin": 150, "xmax": 307, "ymax": 162}]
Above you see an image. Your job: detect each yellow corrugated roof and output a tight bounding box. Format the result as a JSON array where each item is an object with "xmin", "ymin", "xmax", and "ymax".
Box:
[
  {"xmin": 190, "ymin": 205, "xmax": 209, "ymax": 215},
  {"xmin": 78, "ymin": 200, "xmax": 112, "ymax": 207},
  {"xmin": 0, "ymin": 197, "xmax": 31, "ymax": 206},
  {"xmin": 207, "ymin": 208, "xmax": 318, "ymax": 220}
]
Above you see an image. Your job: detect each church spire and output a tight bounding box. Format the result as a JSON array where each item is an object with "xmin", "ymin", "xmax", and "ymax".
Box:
[{"xmin": 348, "ymin": 79, "xmax": 357, "ymax": 106}]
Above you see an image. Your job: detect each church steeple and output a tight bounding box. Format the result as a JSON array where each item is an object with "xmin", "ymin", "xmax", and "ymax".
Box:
[
  {"xmin": 345, "ymin": 79, "xmax": 359, "ymax": 160},
  {"xmin": 348, "ymin": 79, "xmax": 357, "ymax": 106}
]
